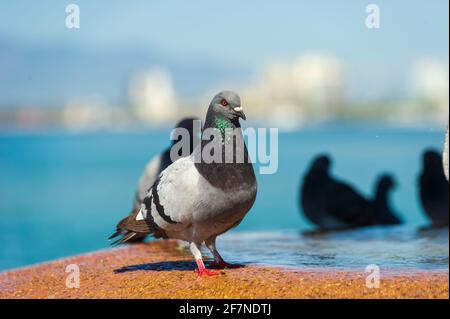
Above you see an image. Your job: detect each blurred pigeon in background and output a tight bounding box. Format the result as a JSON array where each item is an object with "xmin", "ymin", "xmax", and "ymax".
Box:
[
  {"xmin": 443, "ymin": 126, "xmax": 449, "ymax": 181},
  {"xmin": 300, "ymin": 154, "xmax": 402, "ymax": 232},
  {"xmin": 370, "ymin": 174, "xmax": 402, "ymax": 225},
  {"xmin": 419, "ymin": 149, "xmax": 449, "ymax": 227}
]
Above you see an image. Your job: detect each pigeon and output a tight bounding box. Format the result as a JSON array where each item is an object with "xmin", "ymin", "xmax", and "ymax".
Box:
[
  {"xmin": 300, "ymin": 155, "xmax": 372, "ymax": 230},
  {"xmin": 370, "ymin": 174, "xmax": 402, "ymax": 225},
  {"xmin": 300, "ymin": 154, "xmax": 401, "ymax": 231},
  {"xmin": 444, "ymin": 126, "xmax": 449, "ymax": 181},
  {"xmin": 110, "ymin": 91, "xmax": 257, "ymax": 276},
  {"xmin": 419, "ymin": 149, "xmax": 449, "ymax": 227},
  {"xmin": 126, "ymin": 117, "xmax": 200, "ymax": 243}
]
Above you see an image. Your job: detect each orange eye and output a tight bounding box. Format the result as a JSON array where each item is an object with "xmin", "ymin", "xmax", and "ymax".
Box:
[{"xmin": 220, "ymin": 99, "xmax": 228, "ymax": 107}]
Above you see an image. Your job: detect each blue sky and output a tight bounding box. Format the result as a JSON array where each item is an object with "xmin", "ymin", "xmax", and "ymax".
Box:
[{"xmin": 0, "ymin": 0, "xmax": 448, "ymax": 105}]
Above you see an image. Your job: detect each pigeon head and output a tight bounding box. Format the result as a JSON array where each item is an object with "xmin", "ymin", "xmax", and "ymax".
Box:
[
  {"xmin": 311, "ymin": 154, "xmax": 332, "ymax": 174},
  {"xmin": 377, "ymin": 174, "xmax": 396, "ymax": 191},
  {"xmin": 206, "ymin": 91, "xmax": 246, "ymax": 126},
  {"xmin": 423, "ymin": 149, "xmax": 442, "ymax": 171}
]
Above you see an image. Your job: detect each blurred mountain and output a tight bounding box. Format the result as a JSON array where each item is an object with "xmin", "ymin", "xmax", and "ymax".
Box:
[{"xmin": 0, "ymin": 37, "xmax": 251, "ymax": 107}]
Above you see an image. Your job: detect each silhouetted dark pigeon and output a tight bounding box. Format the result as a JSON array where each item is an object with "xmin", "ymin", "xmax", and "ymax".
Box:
[
  {"xmin": 126, "ymin": 117, "xmax": 200, "ymax": 242},
  {"xmin": 419, "ymin": 149, "xmax": 449, "ymax": 227},
  {"xmin": 371, "ymin": 174, "xmax": 402, "ymax": 225},
  {"xmin": 444, "ymin": 126, "xmax": 449, "ymax": 181},
  {"xmin": 110, "ymin": 91, "xmax": 257, "ymax": 276},
  {"xmin": 300, "ymin": 155, "xmax": 402, "ymax": 231}
]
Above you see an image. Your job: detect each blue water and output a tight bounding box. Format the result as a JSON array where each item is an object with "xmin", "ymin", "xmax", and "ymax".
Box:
[{"xmin": 0, "ymin": 125, "xmax": 448, "ymax": 271}]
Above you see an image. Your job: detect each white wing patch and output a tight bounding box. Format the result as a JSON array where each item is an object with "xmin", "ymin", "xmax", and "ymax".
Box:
[{"xmin": 136, "ymin": 204, "xmax": 147, "ymax": 221}]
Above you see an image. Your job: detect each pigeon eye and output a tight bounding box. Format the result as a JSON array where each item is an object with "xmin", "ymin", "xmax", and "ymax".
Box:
[{"xmin": 220, "ymin": 99, "xmax": 228, "ymax": 107}]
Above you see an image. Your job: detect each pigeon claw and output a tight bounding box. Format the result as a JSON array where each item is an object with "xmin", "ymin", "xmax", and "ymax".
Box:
[
  {"xmin": 195, "ymin": 258, "xmax": 221, "ymax": 276},
  {"xmin": 195, "ymin": 268, "xmax": 221, "ymax": 277}
]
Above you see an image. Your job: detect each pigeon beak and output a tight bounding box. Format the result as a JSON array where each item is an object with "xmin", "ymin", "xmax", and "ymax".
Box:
[{"xmin": 233, "ymin": 106, "xmax": 246, "ymax": 121}]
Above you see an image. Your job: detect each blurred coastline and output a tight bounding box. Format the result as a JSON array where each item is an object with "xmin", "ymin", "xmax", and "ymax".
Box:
[
  {"xmin": 0, "ymin": 53, "xmax": 448, "ymax": 132},
  {"xmin": 1, "ymin": 1, "xmax": 448, "ymax": 132}
]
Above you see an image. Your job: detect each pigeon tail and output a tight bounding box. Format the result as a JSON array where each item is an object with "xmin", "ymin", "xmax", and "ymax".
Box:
[
  {"xmin": 109, "ymin": 231, "xmax": 138, "ymax": 247},
  {"xmin": 108, "ymin": 204, "xmax": 167, "ymax": 246}
]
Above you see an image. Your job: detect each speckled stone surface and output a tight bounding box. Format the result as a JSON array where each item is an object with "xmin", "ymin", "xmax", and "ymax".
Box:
[{"xmin": 0, "ymin": 240, "xmax": 448, "ymax": 299}]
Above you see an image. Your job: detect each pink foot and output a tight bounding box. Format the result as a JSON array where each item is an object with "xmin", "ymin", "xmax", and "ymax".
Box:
[
  {"xmin": 195, "ymin": 268, "xmax": 221, "ymax": 276},
  {"xmin": 195, "ymin": 259, "xmax": 221, "ymax": 276},
  {"xmin": 210, "ymin": 261, "xmax": 244, "ymax": 269}
]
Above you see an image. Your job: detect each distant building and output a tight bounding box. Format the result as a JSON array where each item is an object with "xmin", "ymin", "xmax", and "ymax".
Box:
[
  {"xmin": 243, "ymin": 53, "xmax": 345, "ymax": 128},
  {"xmin": 128, "ymin": 67, "xmax": 179, "ymax": 124},
  {"xmin": 394, "ymin": 59, "xmax": 450, "ymax": 125},
  {"xmin": 411, "ymin": 59, "xmax": 449, "ymax": 122},
  {"xmin": 62, "ymin": 98, "xmax": 112, "ymax": 129}
]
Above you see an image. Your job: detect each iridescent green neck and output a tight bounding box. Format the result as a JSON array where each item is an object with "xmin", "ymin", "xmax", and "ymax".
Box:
[{"xmin": 214, "ymin": 117, "xmax": 233, "ymax": 135}]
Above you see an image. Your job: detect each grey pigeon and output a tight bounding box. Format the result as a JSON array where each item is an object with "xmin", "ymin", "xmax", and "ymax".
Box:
[
  {"xmin": 300, "ymin": 154, "xmax": 401, "ymax": 231},
  {"xmin": 110, "ymin": 91, "xmax": 257, "ymax": 276},
  {"xmin": 419, "ymin": 149, "xmax": 449, "ymax": 227},
  {"xmin": 127, "ymin": 117, "xmax": 200, "ymax": 242}
]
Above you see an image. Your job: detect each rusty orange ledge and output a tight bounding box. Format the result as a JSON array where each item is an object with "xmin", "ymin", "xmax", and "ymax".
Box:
[{"xmin": 0, "ymin": 240, "xmax": 448, "ymax": 299}]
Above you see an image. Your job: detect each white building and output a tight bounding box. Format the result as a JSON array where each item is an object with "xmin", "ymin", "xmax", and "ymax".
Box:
[
  {"xmin": 128, "ymin": 67, "xmax": 178, "ymax": 124},
  {"xmin": 394, "ymin": 59, "xmax": 450, "ymax": 125},
  {"xmin": 243, "ymin": 53, "xmax": 345, "ymax": 128}
]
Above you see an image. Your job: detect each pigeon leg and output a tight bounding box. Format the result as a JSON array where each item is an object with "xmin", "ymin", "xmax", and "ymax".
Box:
[
  {"xmin": 189, "ymin": 242, "xmax": 220, "ymax": 276},
  {"xmin": 205, "ymin": 237, "xmax": 244, "ymax": 269}
]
